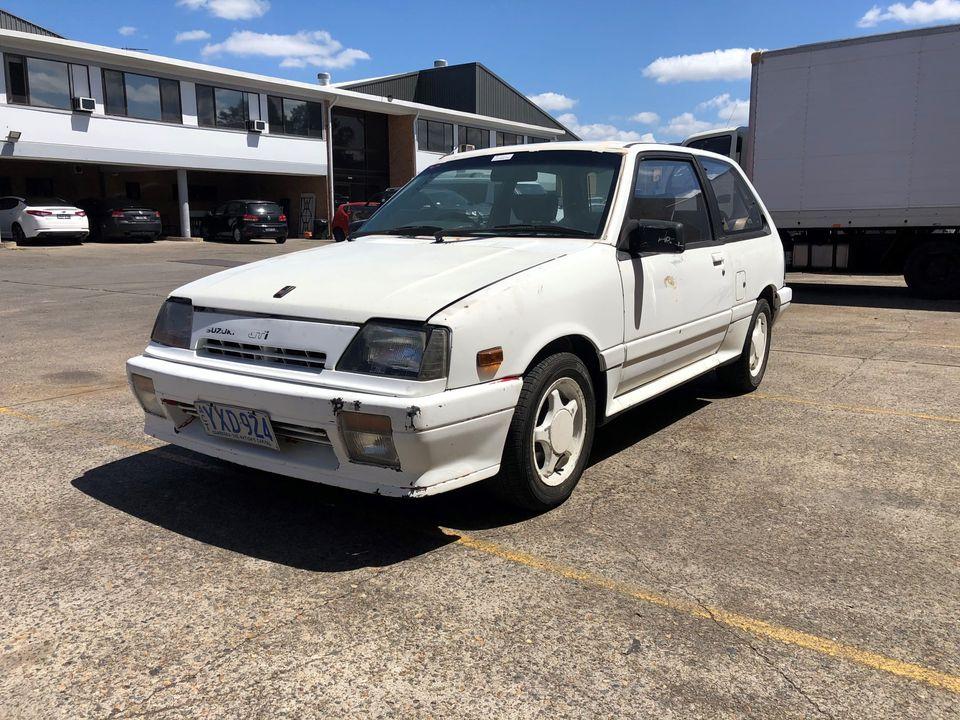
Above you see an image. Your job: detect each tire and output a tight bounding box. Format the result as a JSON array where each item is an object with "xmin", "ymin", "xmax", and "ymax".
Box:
[
  {"xmin": 11, "ymin": 224, "xmax": 26, "ymax": 244},
  {"xmin": 718, "ymin": 299, "xmax": 772, "ymax": 393},
  {"xmin": 232, "ymin": 227, "xmax": 242, "ymax": 243},
  {"xmin": 904, "ymin": 241, "xmax": 960, "ymax": 299},
  {"xmin": 333, "ymin": 228, "xmax": 346, "ymax": 243},
  {"xmin": 276, "ymin": 236, "xmax": 287, "ymax": 244},
  {"xmin": 493, "ymin": 352, "xmax": 596, "ymax": 511}
]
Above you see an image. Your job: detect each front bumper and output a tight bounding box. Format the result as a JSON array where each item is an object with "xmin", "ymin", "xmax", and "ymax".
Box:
[{"xmin": 126, "ymin": 355, "xmax": 521, "ymax": 497}]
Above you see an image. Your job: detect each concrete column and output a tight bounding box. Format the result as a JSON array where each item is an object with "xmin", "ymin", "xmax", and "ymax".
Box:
[
  {"xmin": 176, "ymin": 169, "xmax": 191, "ymax": 238},
  {"xmin": 324, "ymin": 99, "xmax": 336, "ymax": 237}
]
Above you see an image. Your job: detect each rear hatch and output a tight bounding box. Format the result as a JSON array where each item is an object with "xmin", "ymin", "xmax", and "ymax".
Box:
[
  {"xmin": 112, "ymin": 207, "xmax": 160, "ymax": 225},
  {"xmin": 245, "ymin": 202, "xmax": 284, "ymax": 225}
]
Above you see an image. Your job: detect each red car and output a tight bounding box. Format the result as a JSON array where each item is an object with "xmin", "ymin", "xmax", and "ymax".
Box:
[{"xmin": 331, "ymin": 201, "xmax": 379, "ymax": 242}]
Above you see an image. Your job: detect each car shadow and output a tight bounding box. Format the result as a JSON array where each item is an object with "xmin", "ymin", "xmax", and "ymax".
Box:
[
  {"xmin": 13, "ymin": 237, "xmax": 83, "ymax": 247},
  {"xmin": 789, "ymin": 281, "xmax": 960, "ymax": 311},
  {"xmin": 73, "ymin": 380, "xmax": 713, "ymax": 573}
]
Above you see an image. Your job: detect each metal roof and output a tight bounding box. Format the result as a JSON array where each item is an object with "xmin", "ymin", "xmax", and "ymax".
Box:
[{"xmin": 0, "ymin": 9, "xmax": 61, "ymax": 37}]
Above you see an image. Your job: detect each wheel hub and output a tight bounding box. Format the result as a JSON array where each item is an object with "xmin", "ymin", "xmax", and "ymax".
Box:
[{"xmin": 549, "ymin": 409, "xmax": 574, "ymax": 454}]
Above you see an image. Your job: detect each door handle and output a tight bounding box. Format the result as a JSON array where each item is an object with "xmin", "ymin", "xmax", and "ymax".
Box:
[{"xmin": 711, "ymin": 253, "xmax": 725, "ymax": 266}]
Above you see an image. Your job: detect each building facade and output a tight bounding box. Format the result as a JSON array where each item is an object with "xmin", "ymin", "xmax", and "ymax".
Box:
[{"xmin": 0, "ymin": 29, "xmax": 566, "ymax": 239}]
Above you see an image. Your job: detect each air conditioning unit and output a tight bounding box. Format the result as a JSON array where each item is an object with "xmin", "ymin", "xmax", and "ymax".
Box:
[
  {"xmin": 457, "ymin": 143, "xmax": 476, "ymax": 153},
  {"xmin": 73, "ymin": 96, "xmax": 95, "ymax": 113},
  {"xmin": 247, "ymin": 119, "xmax": 266, "ymax": 133}
]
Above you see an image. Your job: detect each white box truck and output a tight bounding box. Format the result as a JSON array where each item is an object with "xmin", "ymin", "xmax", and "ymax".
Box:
[{"xmin": 683, "ymin": 24, "xmax": 960, "ymax": 297}]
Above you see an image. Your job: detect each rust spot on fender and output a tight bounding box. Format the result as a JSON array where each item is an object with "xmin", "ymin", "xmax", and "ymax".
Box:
[{"xmin": 664, "ymin": 275, "xmax": 677, "ymax": 289}]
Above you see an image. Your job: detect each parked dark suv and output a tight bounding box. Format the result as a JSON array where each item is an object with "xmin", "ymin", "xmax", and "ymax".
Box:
[
  {"xmin": 78, "ymin": 197, "xmax": 162, "ymax": 241},
  {"xmin": 203, "ymin": 200, "xmax": 288, "ymax": 243}
]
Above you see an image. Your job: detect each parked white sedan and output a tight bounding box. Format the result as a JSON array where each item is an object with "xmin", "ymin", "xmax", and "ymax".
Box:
[
  {"xmin": 128, "ymin": 142, "xmax": 791, "ymax": 509},
  {"xmin": 0, "ymin": 196, "xmax": 89, "ymax": 242}
]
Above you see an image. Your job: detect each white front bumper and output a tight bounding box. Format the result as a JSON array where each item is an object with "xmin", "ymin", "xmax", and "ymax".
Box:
[{"xmin": 126, "ymin": 355, "xmax": 522, "ymax": 497}]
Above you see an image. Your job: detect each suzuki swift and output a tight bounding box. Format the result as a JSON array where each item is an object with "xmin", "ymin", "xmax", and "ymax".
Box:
[{"xmin": 128, "ymin": 142, "xmax": 791, "ymax": 510}]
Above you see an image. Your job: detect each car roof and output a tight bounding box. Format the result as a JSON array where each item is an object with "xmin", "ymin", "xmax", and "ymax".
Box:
[{"xmin": 432, "ymin": 140, "xmax": 737, "ymax": 165}]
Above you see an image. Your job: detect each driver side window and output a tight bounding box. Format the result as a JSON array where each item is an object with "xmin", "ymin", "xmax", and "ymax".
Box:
[{"xmin": 629, "ymin": 158, "xmax": 712, "ymax": 244}]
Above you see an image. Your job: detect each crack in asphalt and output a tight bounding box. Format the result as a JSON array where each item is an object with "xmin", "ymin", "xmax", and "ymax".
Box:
[{"xmin": 103, "ymin": 571, "xmax": 387, "ymax": 719}]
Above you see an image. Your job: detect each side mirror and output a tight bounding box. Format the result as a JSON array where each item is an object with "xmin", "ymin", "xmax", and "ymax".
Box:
[{"xmin": 621, "ymin": 219, "xmax": 685, "ymax": 256}]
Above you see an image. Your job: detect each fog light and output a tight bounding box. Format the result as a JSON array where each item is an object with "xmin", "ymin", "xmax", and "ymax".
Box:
[
  {"xmin": 130, "ymin": 373, "xmax": 164, "ymax": 417},
  {"xmin": 340, "ymin": 412, "xmax": 399, "ymax": 468}
]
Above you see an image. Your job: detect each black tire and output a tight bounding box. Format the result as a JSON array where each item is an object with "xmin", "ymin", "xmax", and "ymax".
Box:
[
  {"xmin": 11, "ymin": 224, "xmax": 26, "ymax": 244},
  {"xmin": 718, "ymin": 299, "xmax": 772, "ymax": 393},
  {"xmin": 904, "ymin": 241, "xmax": 960, "ymax": 299},
  {"xmin": 276, "ymin": 236, "xmax": 287, "ymax": 244},
  {"xmin": 333, "ymin": 228, "xmax": 346, "ymax": 243},
  {"xmin": 493, "ymin": 352, "xmax": 596, "ymax": 511},
  {"xmin": 232, "ymin": 227, "xmax": 242, "ymax": 243}
]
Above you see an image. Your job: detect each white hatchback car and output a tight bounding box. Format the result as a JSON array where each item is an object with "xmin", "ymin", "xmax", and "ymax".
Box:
[
  {"xmin": 0, "ymin": 196, "xmax": 89, "ymax": 243},
  {"xmin": 128, "ymin": 142, "xmax": 791, "ymax": 509}
]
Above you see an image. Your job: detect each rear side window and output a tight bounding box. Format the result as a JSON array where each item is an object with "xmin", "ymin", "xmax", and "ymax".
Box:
[
  {"xmin": 629, "ymin": 158, "xmax": 712, "ymax": 244},
  {"xmin": 698, "ymin": 157, "xmax": 765, "ymax": 236}
]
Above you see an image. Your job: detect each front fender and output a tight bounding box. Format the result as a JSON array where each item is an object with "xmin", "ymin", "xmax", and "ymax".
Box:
[{"xmin": 431, "ymin": 244, "xmax": 624, "ymax": 390}]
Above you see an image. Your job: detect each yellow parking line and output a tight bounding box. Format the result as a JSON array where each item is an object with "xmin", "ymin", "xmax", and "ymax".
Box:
[
  {"xmin": 750, "ymin": 392, "xmax": 960, "ymax": 425},
  {"xmin": 441, "ymin": 529, "xmax": 960, "ymax": 695}
]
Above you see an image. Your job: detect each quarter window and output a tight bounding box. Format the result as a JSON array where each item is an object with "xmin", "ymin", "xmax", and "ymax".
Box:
[
  {"xmin": 698, "ymin": 157, "xmax": 765, "ymax": 236},
  {"xmin": 458, "ymin": 125, "xmax": 490, "ymax": 149},
  {"xmin": 267, "ymin": 95, "xmax": 324, "ymax": 137},
  {"xmin": 496, "ymin": 131, "xmax": 524, "ymax": 147},
  {"xmin": 102, "ymin": 69, "xmax": 182, "ymax": 123},
  {"xmin": 4, "ymin": 55, "xmax": 91, "ymax": 110},
  {"xmin": 196, "ymin": 84, "xmax": 256, "ymax": 130},
  {"xmin": 629, "ymin": 158, "xmax": 712, "ymax": 244},
  {"xmin": 417, "ymin": 118, "xmax": 454, "ymax": 153}
]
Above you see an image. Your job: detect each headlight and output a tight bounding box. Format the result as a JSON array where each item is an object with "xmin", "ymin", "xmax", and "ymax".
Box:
[
  {"xmin": 151, "ymin": 297, "xmax": 193, "ymax": 349},
  {"xmin": 337, "ymin": 321, "xmax": 449, "ymax": 380}
]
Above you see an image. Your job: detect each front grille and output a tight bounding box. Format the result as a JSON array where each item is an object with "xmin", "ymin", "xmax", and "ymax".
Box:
[
  {"xmin": 167, "ymin": 401, "xmax": 332, "ymax": 446},
  {"xmin": 199, "ymin": 338, "xmax": 326, "ymax": 370}
]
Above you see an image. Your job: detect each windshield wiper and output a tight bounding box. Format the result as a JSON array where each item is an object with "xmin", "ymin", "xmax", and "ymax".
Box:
[
  {"xmin": 488, "ymin": 224, "xmax": 595, "ymax": 237},
  {"xmin": 432, "ymin": 227, "xmax": 500, "ymax": 243},
  {"xmin": 352, "ymin": 225, "xmax": 443, "ymax": 239}
]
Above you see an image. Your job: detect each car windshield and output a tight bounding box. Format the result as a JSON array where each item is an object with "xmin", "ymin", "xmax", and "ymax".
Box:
[
  {"xmin": 247, "ymin": 202, "xmax": 282, "ymax": 214},
  {"xmin": 26, "ymin": 197, "xmax": 70, "ymax": 206},
  {"xmin": 355, "ymin": 149, "xmax": 622, "ymax": 239}
]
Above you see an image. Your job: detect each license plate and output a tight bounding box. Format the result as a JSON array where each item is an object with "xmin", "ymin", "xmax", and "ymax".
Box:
[
  {"xmin": 195, "ymin": 401, "xmax": 279, "ymax": 450},
  {"xmin": 57, "ymin": 214, "xmax": 71, "ymax": 219}
]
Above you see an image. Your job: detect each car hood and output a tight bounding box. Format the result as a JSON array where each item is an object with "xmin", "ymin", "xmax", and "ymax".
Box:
[{"xmin": 175, "ymin": 236, "xmax": 582, "ymax": 323}]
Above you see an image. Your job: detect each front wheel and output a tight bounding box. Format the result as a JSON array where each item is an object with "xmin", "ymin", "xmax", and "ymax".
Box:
[
  {"xmin": 718, "ymin": 299, "xmax": 771, "ymax": 393},
  {"xmin": 275, "ymin": 236, "xmax": 287, "ymax": 244},
  {"xmin": 493, "ymin": 352, "xmax": 595, "ymax": 510},
  {"xmin": 12, "ymin": 224, "xmax": 26, "ymax": 244}
]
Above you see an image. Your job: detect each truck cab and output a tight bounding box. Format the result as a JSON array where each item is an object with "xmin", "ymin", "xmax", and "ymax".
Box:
[{"xmin": 682, "ymin": 127, "xmax": 747, "ymax": 166}]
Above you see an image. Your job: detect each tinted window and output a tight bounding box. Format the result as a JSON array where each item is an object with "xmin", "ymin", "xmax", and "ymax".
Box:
[
  {"xmin": 459, "ymin": 125, "xmax": 490, "ymax": 149},
  {"xmin": 5, "ymin": 55, "xmax": 27, "ymax": 104},
  {"xmin": 267, "ymin": 95, "xmax": 283, "ymax": 128},
  {"xmin": 103, "ymin": 69, "xmax": 126, "ymax": 115},
  {"xmin": 267, "ymin": 95, "xmax": 323, "ymax": 137},
  {"xmin": 214, "ymin": 87, "xmax": 247, "ymax": 128},
  {"xmin": 26, "ymin": 57, "xmax": 71, "ymax": 109},
  {"xmin": 196, "ymin": 85, "xmax": 215, "ymax": 127},
  {"xmin": 630, "ymin": 158, "xmax": 712, "ymax": 244},
  {"xmin": 686, "ymin": 135, "xmax": 732, "ymax": 157},
  {"xmin": 417, "ymin": 119, "xmax": 454, "ymax": 153},
  {"xmin": 159, "ymin": 78, "xmax": 182, "ymax": 123},
  {"xmin": 307, "ymin": 101, "xmax": 323, "ymax": 138},
  {"xmin": 283, "ymin": 98, "xmax": 307, "ymax": 135},
  {"xmin": 699, "ymin": 157, "xmax": 765, "ymax": 236},
  {"xmin": 0, "ymin": 197, "xmax": 20, "ymax": 210},
  {"xmin": 70, "ymin": 64, "xmax": 90, "ymax": 98},
  {"xmin": 124, "ymin": 73, "xmax": 162, "ymax": 121}
]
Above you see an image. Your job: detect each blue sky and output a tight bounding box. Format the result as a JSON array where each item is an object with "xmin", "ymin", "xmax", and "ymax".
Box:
[{"xmin": 8, "ymin": 0, "xmax": 960, "ymax": 140}]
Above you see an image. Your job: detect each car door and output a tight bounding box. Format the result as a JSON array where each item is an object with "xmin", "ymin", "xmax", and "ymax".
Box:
[
  {"xmin": 208, "ymin": 203, "xmax": 227, "ymax": 238},
  {"xmin": 0, "ymin": 197, "xmax": 19, "ymax": 235},
  {"xmin": 615, "ymin": 154, "xmax": 735, "ymax": 395}
]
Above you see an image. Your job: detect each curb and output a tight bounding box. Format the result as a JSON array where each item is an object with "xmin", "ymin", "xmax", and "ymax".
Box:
[{"xmin": 159, "ymin": 236, "xmax": 203, "ymax": 243}]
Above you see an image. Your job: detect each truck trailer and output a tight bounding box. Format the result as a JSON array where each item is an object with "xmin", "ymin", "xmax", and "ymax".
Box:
[{"xmin": 683, "ymin": 24, "xmax": 960, "ymax": 297}]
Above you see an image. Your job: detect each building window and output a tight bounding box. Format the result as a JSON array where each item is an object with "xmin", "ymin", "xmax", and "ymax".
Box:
[
  {"xmin": 458, "ymin": 125, "xmax": 490, "ymax": 149},
  {"xmin": 417, "ymin": 118, "xmax": 454, "ymax": 153},
  {"xmin": 527, "ymin": 136, "xmax": 550, "ymax": 144},
  {"xmin": 496, "ymin": 131, "xmax": 524, "ymax": 147},
  {"xmin": 4, "ymin": 54, "xmax": 91, "ymax": 109},
  {"xmin": 267, "ymin": 95, "xmax": 324, "ymax": 137},
  {"xmin": 102, "ymin": 69, "xmax": 181, "ymax": 123},
  {"xmin": 196, "ymin": 84, "xmax": 256, "ymax": 130}
]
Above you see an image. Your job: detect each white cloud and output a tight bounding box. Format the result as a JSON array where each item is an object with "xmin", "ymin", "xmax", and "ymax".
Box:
[
  {"xmin": 175, "ymin": 29, "xmax": 211, "ymax": 43},
  {"xmin": 527, "ymin": 92, "xmax": 577, "ymax": 112},
  {"xmin": 202, "ymin": 30, "xmax": 370, "ymax": 70},
  {"xmin": 557, "ymin": 113, "xmax": 654, "ymax": 142},
  {"xmin": 660, "ymin": 112, "xmax": 718, "ymax": 138},
  {"xmin": 177, "ymin": 0, "xmax": 270, "ymax": 21},
  {"xmin": 857, "ymin": 0, "xmax": 960, "ymax": 27},
  {"xmin": 697, "ymin": 94, "xmax": 750, "ymax": 125},
  {"xmin": 118, "ymin": 26, "xmax": 137, "ymax": 36},
  {"xmin": 630, "ymin": 111, "xmax": 660, "ymax": 125},
  {"xmin": 643, "ymin": 48, "xmax": 757, "ymax": 83}
]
